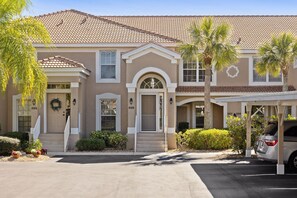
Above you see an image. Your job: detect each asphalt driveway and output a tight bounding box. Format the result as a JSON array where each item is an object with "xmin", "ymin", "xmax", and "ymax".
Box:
[
  {"xmin": 0, "ymin": 153, "xmax": 213, "ymax": 198},
  {"xmin": 191, "ymin": 158, "xmax": 297, "ymax": 198}
]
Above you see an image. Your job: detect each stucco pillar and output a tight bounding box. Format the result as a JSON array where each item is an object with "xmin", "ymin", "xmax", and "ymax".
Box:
[
  {"xmin": 127, "ymin": 92, "xmax": 136, "ymax": 150},
  {"xmin": 277, "ymin": 103, "xmax": 285, "ymax": 175},
  {"xmin": 70, "ymin": 82, "xmax": 79, "ymax": 134},
  {"xmin": 245, "ymin": 103, "xmax": 252, "ymax": 157},
  {"xmin": 167, "ymin": 92, "xmax": 177, "ymax": 149}
]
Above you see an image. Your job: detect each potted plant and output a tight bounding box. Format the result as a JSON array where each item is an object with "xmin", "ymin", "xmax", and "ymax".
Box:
[
  {"xmin": 11, "ymin": 151, "xmax": 22, "ymax": 159},
  {"xmin": 31, "ymin": 149, "xmax": 41, "ymax": 158}
]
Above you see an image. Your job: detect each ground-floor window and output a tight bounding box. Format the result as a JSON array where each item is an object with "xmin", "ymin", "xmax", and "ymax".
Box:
[
  {"xmin": 101, "ymin": 99, "xmax": 116, "ymax": 131},
  {"xmin": 17, "ymin": 99, "xmax": 31, "ymax": 132},
  {"xmin": 96, "ymin": 93, "xmax": 121, "ymax": 131}
]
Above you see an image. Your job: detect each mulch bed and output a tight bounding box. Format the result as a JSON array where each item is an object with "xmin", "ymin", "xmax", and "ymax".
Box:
[{"xmin": 0, "ymin": 154, "xmax": 50, "ymax": 162}]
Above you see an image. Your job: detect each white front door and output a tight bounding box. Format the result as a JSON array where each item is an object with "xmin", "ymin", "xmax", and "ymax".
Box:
[{"xmin": 140, "ymin": 93, "xmax": 164, "ymax": 132}]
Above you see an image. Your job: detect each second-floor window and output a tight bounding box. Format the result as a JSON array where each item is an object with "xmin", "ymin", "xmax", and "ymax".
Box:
[
  {"xmin": 100, "ymin": 51, "xmax": 116, "ymax": 79},
  {"xmin": 183, "ymin": 60, "xmax": 212, "ymax": 83},
  {"xmin": 253, "ymin": 58, "xmax": 282, "ymax": 83}
]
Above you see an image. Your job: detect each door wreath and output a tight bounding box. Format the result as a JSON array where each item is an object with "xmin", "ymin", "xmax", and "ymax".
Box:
[{"xmin": 50, "ymin": 98, "xmax": 62, "ymax": 111}]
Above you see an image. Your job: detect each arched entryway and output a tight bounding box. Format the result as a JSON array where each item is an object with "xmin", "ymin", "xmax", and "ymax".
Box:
[{"xmin": 137, "ymin": 74, "xmax": 166, "ymax": 132}]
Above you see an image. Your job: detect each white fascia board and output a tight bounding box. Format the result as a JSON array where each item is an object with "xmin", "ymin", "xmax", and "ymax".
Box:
[
  {"xmin": 122, "ymin": 43, "xmax": 180, "ymax": 59},
  {"xmin": 176, "ymin": 92, "xmax": 254, "ymax": 96},
  {"xmin": 43, "ymin": 68, "xmax": 90, "ymax": 76},
  {"xmin": 214, "ymin": 91, "xmax": 297, "ymax": 103}
]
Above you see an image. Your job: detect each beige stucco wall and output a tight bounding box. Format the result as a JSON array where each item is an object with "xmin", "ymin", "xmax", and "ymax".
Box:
[
  {"xmin": 213, "ymin": 104, "xmax": 223, "ymax": 129},
  {"xmin": 227, "ymin": 102, "xmax": 241, "ymax": 116},
  {"xmin": 126, "ymin": 52, "xmax": 178, "ymax": 84},
  {"xmin": 217, "ymin": 58, "xmax": 249, "ymax": 86}
]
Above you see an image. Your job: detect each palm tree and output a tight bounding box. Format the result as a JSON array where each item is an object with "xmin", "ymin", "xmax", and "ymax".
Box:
[
  {"xmin": 0, "ymin": 0, "xmax": 51, "ymax": 103},
  {"xmin": 256, "ymin": 33, "xmax": 297, "ymax": 92},
  {"xmin": 179, "ymin": 17, "xmax": 238, "ymax": 129}
]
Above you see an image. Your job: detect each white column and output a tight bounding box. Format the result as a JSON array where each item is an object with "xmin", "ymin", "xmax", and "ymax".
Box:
[
  {"xmin": 277, "ymin": 103, "xmax": 285, "ymax": 175},
  {"xmin": 245, "ymin": 103, "xmax": 252, "ymax": 158},
  {"xmin": 223, "ymin": 103, "xmax": 228, "ymax": 128}
]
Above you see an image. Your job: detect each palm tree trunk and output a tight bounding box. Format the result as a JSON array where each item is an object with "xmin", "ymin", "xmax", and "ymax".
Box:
[
  {"xmin": 204, "ymin": 66, "xmax": 212, "ymax": 129},
  {"xmin": 283, "ymin": 73, "xmax": 289, "ymax": 117}
]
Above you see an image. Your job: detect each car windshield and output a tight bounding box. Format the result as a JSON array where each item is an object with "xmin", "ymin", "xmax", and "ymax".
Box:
[{"xmin": 263, "ymin": 122, "xmax": 278, "ymax": 135}]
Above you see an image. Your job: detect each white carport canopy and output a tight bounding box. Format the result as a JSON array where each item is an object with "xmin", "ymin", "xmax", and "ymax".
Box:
[{"xmin": 215, "ymin": 91, "xmax": 297, "ymax": 175}]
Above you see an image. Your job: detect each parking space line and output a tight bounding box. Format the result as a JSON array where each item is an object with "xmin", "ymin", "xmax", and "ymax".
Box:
[{"xmin": 267, "ymin": 188, "xmax": 297, "ymax": 190}]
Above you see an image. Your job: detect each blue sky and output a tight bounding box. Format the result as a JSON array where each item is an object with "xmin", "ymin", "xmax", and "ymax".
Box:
[{"xmin": 24, "ymin": 0, "xmax": 297, "ymax": 16}]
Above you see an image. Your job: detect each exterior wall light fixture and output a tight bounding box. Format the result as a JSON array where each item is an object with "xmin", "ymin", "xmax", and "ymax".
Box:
[
  {"xmin": 129, "ymin": 98, "xmax": 133, "ymax": 105},
  {"xmin": 72, "ymin": 99, "xmax": 76, "ymax": 106},
  {"xmin": 169, "ymin": 98, "xmax": 173, "ymax": 104}
]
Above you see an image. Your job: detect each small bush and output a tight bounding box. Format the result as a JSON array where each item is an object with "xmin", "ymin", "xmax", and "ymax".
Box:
[
  {"xmin": 227, "ymin": 114, "xmax": 264, "ymax": 154},
  {"xmin": 90, "ymin": 131, "xmax": 116, "ymax": 147},
  {"xmin": 2, "ymin": 132, "xmax": 29, "ymax": 151},
  {"xmin": 109, "ymin": 133, "xmax": 128, "ymax": 150},
  {"xmin": 178, "ymin": 122, "xmax": 189, "ymax": 132},
  {"xmin": 176, "ymin": 128, "xmax": 231, "ymax": 150},
  {"xmin": 26, "ymin": 138, "xmax": 42, "ymax": 153},
  {"xmin": 189, "ymin": 129, "xmax": 231, "ymax": 150},
  {"xmin": 76, "ymin": 138, "xmax": 106, "ymax": 151},
  {"xmin": 0, "ymin": 136, "xmax": 20, "ymax": 156},
  {"xmin": 176, "ymin": 129, "xmax": 203, "ymax": 149}
]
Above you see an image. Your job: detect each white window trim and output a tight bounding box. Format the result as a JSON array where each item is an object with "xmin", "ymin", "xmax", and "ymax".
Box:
[
  {"xmin": 96, "ymin": 93, "xmax": 121, "ymax": 131},
  {"xmin": 96, "ymin": 50, "xmax": 121, "ymax": 83},
  {"xmin": 248, "ymin": 57, "xmax": 283, "ymax": 86},
  {"xmin": 179, "ymin": 59, "xmax": 217, "ymax": 86}
]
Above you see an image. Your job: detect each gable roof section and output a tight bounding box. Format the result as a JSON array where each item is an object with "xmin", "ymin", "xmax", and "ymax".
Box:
[
  {"xmin": 39, "ymin": 55, "xmax": 86, "ymax": 69},
  {"xmin": 122, "ymin": 42, "xmax": 181, "ymax": 63},
  {"xmin": 102, "ymin": 15, "xmax": 297, "ymax": 49},
  {"xmin": 35, "ymin": 10, "xmax": 179, "ymax": 44}
]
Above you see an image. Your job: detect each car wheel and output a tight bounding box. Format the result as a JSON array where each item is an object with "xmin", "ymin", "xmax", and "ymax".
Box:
[{"xmin": 288, "ymin": 152, "xmax": 297, "ymax": 172}]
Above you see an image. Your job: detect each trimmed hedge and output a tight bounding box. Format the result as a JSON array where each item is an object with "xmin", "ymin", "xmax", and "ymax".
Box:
[
  {"xmin": 0, "ymin": 136, "xmax": 20, "ymax": 156},
  {"xmin": 176, "ymin": 128, "xmax": 231, "ymax": 150},
  {"xmin": 90, "ymin": 131, "xmax": 127, "ymax": 149},
  {"xmin": 2, "ymin": 132, "xmax": 29, "ymax": 151},
  {"xmin": 109, "ymin": 133, "xmax": 128, "ymax": 150},
  {"xmin": 76, "ymin": 138, "xmax": 106, "ymax": 151}
]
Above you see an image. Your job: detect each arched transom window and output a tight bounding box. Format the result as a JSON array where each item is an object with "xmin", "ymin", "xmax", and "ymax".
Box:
[{"xmin": 140, "ymin": 77, "xmax": 163, "ymax": 89}]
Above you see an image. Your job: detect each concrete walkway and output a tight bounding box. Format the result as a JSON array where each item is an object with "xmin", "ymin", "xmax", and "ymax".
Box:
[{"xmin": 0, "ymin": 152, "xmax": 224, "ymax": 198}]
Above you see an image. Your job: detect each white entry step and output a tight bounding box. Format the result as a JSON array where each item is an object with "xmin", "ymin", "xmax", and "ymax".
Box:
[
  {"xmin": 39, "ymin": 133, "xmax": 64, "ymax": 152},
  {"xmin": 136, "ymin": 132, "xmax": 167, "ymax": 152}
]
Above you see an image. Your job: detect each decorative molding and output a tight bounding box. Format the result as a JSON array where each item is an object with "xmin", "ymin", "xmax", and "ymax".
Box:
[
  {"xmin": 71, "ymin": 82, "xmax": 79, "ymax": 88},
  {"xmin": 12, "ymin": 94, "xmax": 22, "ymax": 131},
  {"xmin": 167, "ymin": 128, "xmax": 176, "ymax": 133},
  {"xmin": 71, "ymin": 128, "xmax": 79, "ymax": 134},
  {"xmin": 122, "ymin": 42, "xmax": 180, "ymax": 64},
  {"xmin": 226, "ymin": 65, "xmax": 239, "ymax": 78},
  {"xmin": 127, "ymin": 127, "xmax": 135, "ymax": 134},
  {"xmin": 96, "ymin": 93, "xmax": 121, "ymax": 131}
]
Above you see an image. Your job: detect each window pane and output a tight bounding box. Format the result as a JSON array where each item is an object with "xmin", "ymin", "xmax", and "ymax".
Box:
[
  {"xmin": 140, "ymin": 77, "xmax": 163, "ymax": 89},
  {"xmin": 101, "ymin": 51, "xmax": 116, "ymax": 65},
  {"xmin": 101, "ymin": 99, "xmax": 116, "ymax": 115},
  {"xmin": 269, "ymin": 74, "xmax": 282, "ymax": 82},
  {"xmin": 253, "ymin": 58, "xmax": 266, "ymax": 82},
  {"xmin": 101, "ymin": 65, "xmax": 115, "ymax": 79},
  {"xmin": 17, "ymin": 99, "xmax": 31, "ymax": 132},
  {"xmin": 183, "ymin": 61, "xmax": 197, "ymax": 82},
  {"xmin": 101, "ymin": 116, "xmax": 116, "ymax": 131}
]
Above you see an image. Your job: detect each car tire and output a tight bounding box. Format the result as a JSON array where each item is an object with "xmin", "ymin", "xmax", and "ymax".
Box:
[{"xmin": 288, "ymin": 151, "xmax": 297, "ymax": 172}]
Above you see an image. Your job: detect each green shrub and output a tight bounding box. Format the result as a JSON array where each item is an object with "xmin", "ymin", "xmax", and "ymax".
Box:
[
  {"xmin": 76, "ymin": 138, "xmax": 106, "ymax": 151},
  {"xmin": 26, "ymin": 138, "xmax": 42, "ymax": 153},
  {"xmin": 176, "ymin": 128, "xmax": 231, "ymax": 150},
  {"xmin": 90, "ymin": 131, "xmax": 116, "ymax": 147},
  {"xmin": 227, "ymin": 114, "xmax": 264, "ymax": 154},
  {"xmin": 189, "ymin": 129, "xmax": 231, "ymax": 150},
  {"xmin": 2, "ymin": 132, "xmax": 29, "ymax": 151},
  {"xmin": 178, "ymin": 122, "xmax": 189, "ymax": 132},
  {"xmin": 0, "ymin": 136, "xmax": 20, "ymax": 156},
  {"xmin": 109, "ymin": 133, "xmax": 128, "ymax": 150},
  {"xmin": 176, "ymin": 129, "xmax": 203, "ymax": 149}
]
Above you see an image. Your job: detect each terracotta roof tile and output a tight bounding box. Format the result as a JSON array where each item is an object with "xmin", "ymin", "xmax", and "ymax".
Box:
[
  {"xmin": 103, "ymin": 15, "xmax": 297, "ymax": 49},
  {"xmin": 38, "ymin": 55, "xmax": 86, "ymax": 69},
  {"xmin": 176, "ymin": 86, "xmax": 296, "ymax": 93},
  {"xmin": 35, "ymin": 10, "xmax": 178, "ymax": 44}
]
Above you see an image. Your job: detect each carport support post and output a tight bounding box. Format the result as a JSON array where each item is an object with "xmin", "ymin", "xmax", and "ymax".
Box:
[
  {"xmin": 277, "ymin": 103, "xmax": 285, "ymax": 175},
  {"xmin": 245, "ymin": 103, "xmax": 252, "ymax": 158}
]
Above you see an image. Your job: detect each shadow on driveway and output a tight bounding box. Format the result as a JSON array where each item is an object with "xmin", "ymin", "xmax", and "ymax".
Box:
[
  {"xmin": 52, "ymin": 153, "xmax": 199, "ymax": 165},
  {"xmin": 191, "ymin": 158, "xmax": 297, "ymax": 198}
]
